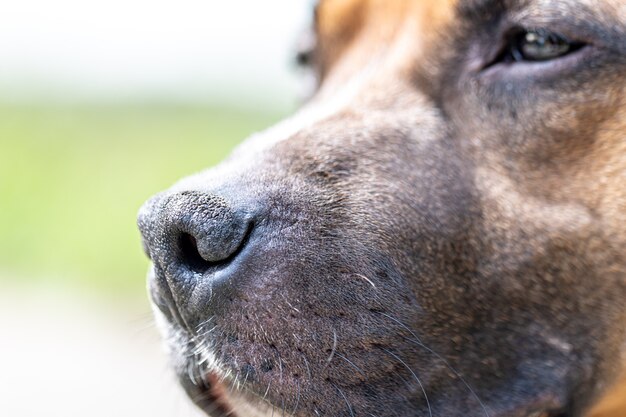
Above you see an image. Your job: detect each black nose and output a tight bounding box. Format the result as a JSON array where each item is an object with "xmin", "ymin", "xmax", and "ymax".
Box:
[
  {"xmin": 137, "ymin": 190, "xmax": 253, "ymax": 324},
  {"xmin": 138, "ymin": 190, "xmax": 252, "ymax": 270}
]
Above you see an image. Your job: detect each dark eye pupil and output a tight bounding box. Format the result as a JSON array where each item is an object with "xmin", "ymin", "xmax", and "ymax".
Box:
[
  {"xmin": 296, "ymin": 49, "xmax": 313, "ymax": 67},
  {"xmin": 521, "ymin": 31, "xmax": 570, "ymax": 60},
  {"xmin": 295, "ymin": 31, "xmax": 317, "ymax": 68},
  {"xmin": 486, "ymin": 28, "xmax": 586, "ymax": 69},
  {"xmin": 513, "ymin": 30, "xmax": 573, "ymax": 61}
]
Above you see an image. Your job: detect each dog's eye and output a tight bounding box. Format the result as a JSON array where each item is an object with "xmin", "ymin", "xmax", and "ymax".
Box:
[
  {"xmin": 501, "ymin": 29, "xmax": 585, "ymax": 62},
  {"xmin": 296, "ymin": 46, "xmax": 314, "ymax": 68},
  {"xmin": 294, "ymin": 29, "xmax": 321, "ymax": 100},
  {"xmin": 295, "ymin": 30, "xmax": 317, "ymax": 69}
]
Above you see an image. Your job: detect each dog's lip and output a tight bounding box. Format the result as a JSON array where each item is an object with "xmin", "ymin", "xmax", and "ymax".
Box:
[
  {"xmin": 177, "ymin": 371, "xmax": 239, "ymax": 417},
  {"xmin": 185, "ymin": 370, "xmax": 240, "ymax": 417},
  {"xmin": 192, "ymin": 368, "xmax": 288, "ymax": 417},
  {"xmin": 148, "ymin": 265, "xmax": 196, "ymax": 333}
]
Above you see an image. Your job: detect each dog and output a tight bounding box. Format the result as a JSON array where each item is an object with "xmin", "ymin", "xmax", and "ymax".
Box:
[{"xmin": 137, "ymin": 0, "xmax": 626, "ymax": 416}]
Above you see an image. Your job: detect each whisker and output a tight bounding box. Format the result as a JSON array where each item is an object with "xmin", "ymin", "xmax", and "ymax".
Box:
[
  {"xmin": 242, "ymin": 368, "xmax": 250, "ymax": 386},
  {"xmin": 333, "ymin": 383, "xmax": 355, "ymax": 417},
  {"xmin": 379, "ymin": 312, "xmax": 423, "ymax": 344},
  {"xmin": 378, "ymin": 312, "xmax": 490, "ymax": 417},
  {"xmin": 196, "ymin": 325, "xmax": 217, "ymax": 339},
  {"xmin": 336, "ymin": 352, "xmax": 365, "ymax": 376},
  {"xmin": 355, "ymin": 273, "xmax": 377, "ymax": 289},
  {"xmin": 286, "ymin": 300, "xmax": 301, "ymax": 313},
  {"xmin": 194, "ymin": 315, "xmax": 216, "ymax": 334},
  {"xmin": 187, "ymin": 362, "xmax": 198, "ymax": 386},
  {"xmin": 229, "ymin": 374, "xmax": 238, "ymax": 393},
  {"xmin": 302, "ymin": 353, "xmax": 312, "ymax": 380},
  {"xmin": 382, "ymin": 348, "xmax": 432, "ymax": 417},
  {"xmin": 403, "ymin": 335, "xmax": 490, "ymax": 417},
  {"xmin": 292, "ymin": 379, "xmax": 301, "ymax": 415},
  {"xmin": 325, "ymin": 329, "xmax": 338, "ymax": 367},
  {"xmin": 278, "ymin": 354, "xmax": 284, "ymax": 385},
  {"xmin": 220, "ymin": 368, "xmax": 233, "ymax": 385},
  {"xmin": 263, "ymin": 379, "xmax": 272, "ymax": 400}
]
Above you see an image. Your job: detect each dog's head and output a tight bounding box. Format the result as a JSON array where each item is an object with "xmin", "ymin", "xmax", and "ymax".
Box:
[{"xmin": 138, "ymin": 1, "xmax": 626, "ymax": 416}]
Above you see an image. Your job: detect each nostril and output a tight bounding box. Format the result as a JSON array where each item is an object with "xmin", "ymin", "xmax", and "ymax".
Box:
[
  {"xmin": 178, "ymin": 232, "xmax": 212, "ymax": 274},
  {"xmin": 142, "ymin": 191, "xmax": 257, "ymax": 279},
  {"xmin": 176, "ymin": 221, "xmax": 255, "ymax": 275}
]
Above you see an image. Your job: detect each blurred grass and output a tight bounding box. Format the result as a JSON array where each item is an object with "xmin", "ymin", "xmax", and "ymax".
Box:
[{"xmin": 0, "ymin": 102, "xmax": 288, "ymax": 296}]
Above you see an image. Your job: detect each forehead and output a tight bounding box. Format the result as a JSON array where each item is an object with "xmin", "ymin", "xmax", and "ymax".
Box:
[
  {"xmin": 317, "ymin": 0, "xmax": 456, "ymax": 35},
  {"xmin": 317, "ymin": 0, "xmax": 625, "ymax": 30},
  {"xmin": 313, "ymin": 0, "xmax": 457, "ymax": 82},
  {"xmin": 313, "ymin": 0, "xmax": 625, "ymax": 86}
]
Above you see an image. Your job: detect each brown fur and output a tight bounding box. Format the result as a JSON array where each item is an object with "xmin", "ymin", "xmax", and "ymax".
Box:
[{"xmin": 138, "ymin": 0, "xmax": 626, "ymax": 416}]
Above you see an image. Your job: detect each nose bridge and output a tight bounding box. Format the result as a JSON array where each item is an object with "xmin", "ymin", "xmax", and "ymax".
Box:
[
  {"xmin": 236, "ymin": 79, "xmax": 416, "ymax": 170},
  {"xmin": 234, "ymin": 47, "xmax": 413, "ymax": 161}
]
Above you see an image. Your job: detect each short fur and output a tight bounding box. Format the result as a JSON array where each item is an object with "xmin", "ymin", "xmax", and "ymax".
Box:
[{"xmin": 138, "ymin": 0, "xmax": 626, "ymax": 416}]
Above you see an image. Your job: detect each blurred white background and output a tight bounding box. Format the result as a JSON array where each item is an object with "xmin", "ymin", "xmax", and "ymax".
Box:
[{"xmin": 0, "ymin": 0, "xmax": 312, "ymax": 106}]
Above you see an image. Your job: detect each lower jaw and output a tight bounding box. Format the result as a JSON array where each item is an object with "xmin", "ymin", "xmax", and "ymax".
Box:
[{"xmin": 183, "ymin": 371, "xmax": 281, "ymax": 417}]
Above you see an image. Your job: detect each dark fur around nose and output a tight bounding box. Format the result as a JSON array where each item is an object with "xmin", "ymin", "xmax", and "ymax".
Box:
[{"xmin": 138, "ymin": 190, "xmax": 253, "ymax": 321}]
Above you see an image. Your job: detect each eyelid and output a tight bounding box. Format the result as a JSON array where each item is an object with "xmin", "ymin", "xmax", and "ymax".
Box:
[
  {"xmin": 480, "ymin": 25, "xmax": 587, "ymax": 71},
  {"xmin": 479, "ymin": 42, "xmax": 596, "ymax": 83},
  {"xmin": 504, "ymin": 14, "xmax": 600, "ymax": 48}
]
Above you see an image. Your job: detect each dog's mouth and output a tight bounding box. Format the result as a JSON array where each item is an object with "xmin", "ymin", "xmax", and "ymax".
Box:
[
  {"xmin": 160, "ymin": 295, "xmax": 575, "ymax": 417},
  {"xmin": 184, "ymin": 371, "xmax": 239, "ymax": 417},
  {"xmin": 173, "ymin": 328, "xmax": 291, "ymax": 417},
  {"xmin": 177, "ymin": 351, "xmax": 258, "ymax": 417},
  {"xmin": 182, "ymin": 369, "xmax": 281, "ymax": 417},
  {"xmin": 180, "ymin": 348, "xmax": 568, "ymax": 417}
]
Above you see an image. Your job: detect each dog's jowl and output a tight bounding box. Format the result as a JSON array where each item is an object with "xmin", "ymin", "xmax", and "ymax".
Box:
[{"xmin": 137, "ymin": 1, "xmax": 626, "ymax": 416}]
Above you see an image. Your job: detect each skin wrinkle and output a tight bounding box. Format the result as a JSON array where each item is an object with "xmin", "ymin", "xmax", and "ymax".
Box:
[{"xmin": 137, "ymin": 0, "xmax": 626, "ymax": 416}]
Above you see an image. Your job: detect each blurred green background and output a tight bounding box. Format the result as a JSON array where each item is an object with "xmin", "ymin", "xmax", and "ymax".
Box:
[
  {"xmin": 0, "ymin": 0, "xmax": 309, "ymax": 299},
  {"xmin": 0, "ymin": 102, "xmax": 286, "ymax": 296}
]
